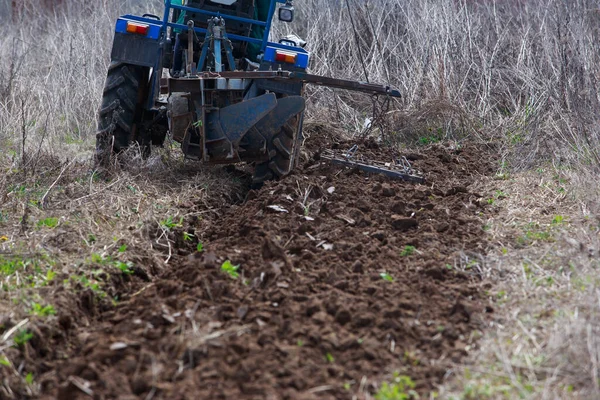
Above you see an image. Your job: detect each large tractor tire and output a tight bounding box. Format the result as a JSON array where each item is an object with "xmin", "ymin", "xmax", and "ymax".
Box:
[
  {"xmin": 252, "ymin": 112, "xmax": 302, "ymax": 186},
  {"xmin": 96, "ymin": 62, "xmax": 149, "ymax": 167}
]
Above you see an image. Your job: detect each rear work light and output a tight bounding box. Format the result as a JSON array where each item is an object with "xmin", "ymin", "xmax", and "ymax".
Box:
[
  {"xmin": 126, "ymin": 22, "xmax": 149, "ymax": 35},
  {"xmin": 275, "ymin": 50, "xmax": 297, "ymax": 64}
]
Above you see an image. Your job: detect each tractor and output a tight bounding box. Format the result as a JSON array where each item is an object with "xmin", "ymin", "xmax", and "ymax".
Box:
[{"xmin": 96, "ymin": 0, "xmax": 402, "ymax": 185}]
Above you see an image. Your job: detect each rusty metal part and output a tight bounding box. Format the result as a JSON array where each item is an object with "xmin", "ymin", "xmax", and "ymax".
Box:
[
  {"xmin": 167, "ymin": 70, "xmax": 401, "ymax": 97},
  {"xmin": 321, "ymin": 146, "xmax": 424, "ymax": 183},
  {"xmin": 187, "ymin": 20, "xmax": 196, "ymax": 76},
  {"xmin": 168, "ymin": 92, "xmax": 193, "ymax": 143}
]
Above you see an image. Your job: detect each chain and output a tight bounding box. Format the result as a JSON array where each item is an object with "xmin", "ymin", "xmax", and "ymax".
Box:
[{"xmin": 355, "ymin": 94, "xmax": 391, "ymax": 143}]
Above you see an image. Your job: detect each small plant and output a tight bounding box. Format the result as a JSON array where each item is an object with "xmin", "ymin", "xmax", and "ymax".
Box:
[
  {"xmin": 375, "ymin": 373, "xmax": 419, "ymax": 400},
  {"xmin": 37, "ymin": 217, "xmax": 58, "ymax": 228},
  {"xmin": 552, "ymin": 215, "xmax": 564, "ymax": 225},
  {"xmin": 197, "ymin": 242, "xmax": 204, "ymax": 252},
  {"xmin": 221, "ymin": 260, "xmax": 239, "ymax": 279},
  {"xmin": 90, "ymin": 252, "xmax": 108, "ymax": 264},
  {"xmin": 0, "ymin": 356, "xmax": 10, "ymax": 367},
  {"xmin": 118, "ymin": 244, "xmax": 127, "ymax": 253},
  {"xmin": 297, "ymin": 339, "xmax": 304, "ymax": 347},
  {"xmin": 160, "ymin": 216, "xmax": 183, "ymax": 230},
  {"xmin": 69, "ymin": 275, "xmax": 107, "ymax": 298},
  {"xmin": 400, "ymin": 245, "xmax": 416, "ymax": 257},
  {"xmin": 13, "ymin": 329, "xmax": 33, "ymax": 347},
  {"xmin": 30, "ymin": 302, "xmax": 56, "ymax": 317},
  {"xmin": 25, "ymin": 372, "xmax": 34, "ymax": 385},
  {"xmin": 494, "ymin": 190, "xmax": 507, "ymax": 199},
  {"xmin": 116, "ymin": 261, "xmax": 134, "ymax": 275},
  {"xmin": 183, "ymin": 232, "xmax": 194, "ymax": 241},
  {"xmin": 325, "ymin": 352, "xmax": 335, "ymax": 363},
  {"xmin": 380, "ymin": 272, "xmax": 394, "ymax": 282}
]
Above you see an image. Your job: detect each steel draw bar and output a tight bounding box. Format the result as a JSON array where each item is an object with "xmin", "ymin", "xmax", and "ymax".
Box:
[{"xmin": 200, "ymin": 71, "xmax": 402, "ymax": 97}]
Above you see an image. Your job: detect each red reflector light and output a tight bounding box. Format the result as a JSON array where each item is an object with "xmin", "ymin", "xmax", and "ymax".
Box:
[
  {"xmin": 275, "ymin": 50, "xmax": 297, "ymax": 64},
  {"xmin": 126, "ymin": 22, "xmax": 149, "ymax": 35}
]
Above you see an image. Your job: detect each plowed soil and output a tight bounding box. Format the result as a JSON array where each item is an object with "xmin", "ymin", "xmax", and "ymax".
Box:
[{"xmin": 16, "ymin": 133, "xmax": 497, "ymax": 399}]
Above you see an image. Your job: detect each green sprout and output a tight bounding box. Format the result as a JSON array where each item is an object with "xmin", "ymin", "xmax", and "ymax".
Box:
[
  {"xmin": 375, "ymin": 373, "xmax": 418, "ymax": 400},
  {"xmin": 160, "ymin": 216, "xmax": 183, "ymax": 230},
  {"xmin": 380, "ymin": 272, "xmax": 394, "ymax": 282},
  {"xmin": 400, "ymin": 245, "xmax": 416, "ymax": 257},
  {"xmin": 325, "ymin": 353, "xmax": 335, "ymax": 363},
  {"xmin": 116, "ymin": 261, "xmax": 134, "ymax": 275},
  {"xmin": 37, "ymin": 217, "xmax": 58, "ymax": 228},
  {"xmin": 221, "ymin": 260, "xmax": 239, "ymax": 279},
  {"xmin": 13, "ymin": 329, "xmax": 33, "ymax": 347},
  {"xmin": 29, "ymin": 303, "xmax": 56, "ymax": 317}
]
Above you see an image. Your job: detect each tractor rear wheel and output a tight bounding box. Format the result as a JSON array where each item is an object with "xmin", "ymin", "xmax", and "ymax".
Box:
[
  {"xmin": 252, "ymin": 111, "xmax": 302, "ymax": 186},
  {"xmin": 96, "ymin": 62, "xmax": 149, "ymax": 167}
]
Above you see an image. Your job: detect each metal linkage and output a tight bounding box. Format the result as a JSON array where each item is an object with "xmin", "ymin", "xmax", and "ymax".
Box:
[{"xmin": 321, "ymin": 146, "xmax": 425, "ymax": 184}]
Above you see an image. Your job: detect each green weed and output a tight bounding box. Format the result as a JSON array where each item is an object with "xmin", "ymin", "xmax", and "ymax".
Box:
[
  {"xmin": 380, "ymin": 272, "xmax": 394, "ymax": 282},
  {"xmin": 116, "ymin": 261, "xmax": 134, "ymax": 275},
  {"xmin": 37, "ymin": 217, "xmax": 58, "ymax": 228},
  {"xmin": 400, "ymin": 245, "xmax": 416, "ymax": 257},
  {"xmin": 160, "ymin": 216, "xmax": 183, "ymax": 230},
  {"xmin": 221, "ymin": 260, "xmax": 240, "ymax": 279},
  {"xmin": 29, "ymin": 302, "xmax": 56, "ymax": 317},
  {"xmin": 375, "ymin": 373, "xmax": 419, "ymax": 400},
  {"xmin": 13, "ymin": 329, "xmax": 33, "ymax": 347}
]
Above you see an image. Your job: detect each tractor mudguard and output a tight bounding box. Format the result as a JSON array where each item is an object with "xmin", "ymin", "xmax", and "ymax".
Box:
[
  {"xmin": 204, "ymin": 93, "xmax": 278, "ymax": 161},
  {"xmin": 111, "ymin": 17, "xmax": 162, "ymax": 68}
]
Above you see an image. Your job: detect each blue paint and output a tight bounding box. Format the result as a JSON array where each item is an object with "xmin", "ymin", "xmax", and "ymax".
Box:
[
  {"xmin": 115, "ymin": 17, "xmax": 162, "ymax": 40},
  {"xmin": 263, "ymin": 46, "xmax": 310, "ymax": 69}
]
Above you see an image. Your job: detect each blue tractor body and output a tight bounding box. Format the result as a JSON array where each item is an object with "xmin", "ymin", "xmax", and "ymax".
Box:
[{"xmin": 97, "ymin": 0, "xmax": 400, "ymax": 184}]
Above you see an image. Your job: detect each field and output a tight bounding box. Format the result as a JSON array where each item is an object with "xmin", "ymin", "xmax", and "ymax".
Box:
[{"xmin": 1, "ymin": 0, "xmax": 600, "ymax": 399}]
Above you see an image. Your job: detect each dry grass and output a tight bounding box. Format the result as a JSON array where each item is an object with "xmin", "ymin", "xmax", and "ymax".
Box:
[{"xmin": 437, "ymin": 167, "xmax": 600, "ymax": 399}]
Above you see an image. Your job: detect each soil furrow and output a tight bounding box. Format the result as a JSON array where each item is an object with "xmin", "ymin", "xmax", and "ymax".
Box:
[{"xmin": 44, "ymin": 139, "xmax": 496, "ymax": 399}]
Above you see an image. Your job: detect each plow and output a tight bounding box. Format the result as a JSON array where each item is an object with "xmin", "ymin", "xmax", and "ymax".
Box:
[{"xmin": 97, "ymin": 0, "xmax": 423, "ymax": 184}]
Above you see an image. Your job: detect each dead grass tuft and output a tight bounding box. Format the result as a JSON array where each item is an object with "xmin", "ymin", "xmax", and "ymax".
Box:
[{"xmin": 439, "ymin": 167, "xmax": 600, "ymax": 399}]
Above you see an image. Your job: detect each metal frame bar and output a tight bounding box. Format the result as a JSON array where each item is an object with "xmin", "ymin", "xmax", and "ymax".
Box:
[
  {"xmin": 180, "ymin": 71, "xmax": 401, "ymax": 97},
  {"xmin": 161, "ymin": 0, "xmax": 292, "ymax": 53}
]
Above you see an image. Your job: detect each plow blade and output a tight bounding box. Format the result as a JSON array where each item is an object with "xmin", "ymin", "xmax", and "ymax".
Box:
[
  {"xmin": 204, "ymin": 93, "xmax": 277, "ymax": 162},
  {"xmin": 240, "ymin": 95, "xmax": 305, "ymax": 160}
]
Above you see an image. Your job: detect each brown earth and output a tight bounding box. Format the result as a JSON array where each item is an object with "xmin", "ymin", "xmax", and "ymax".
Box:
[{"xmin": 3, "ymin": 133, "xmax": 497, "ymax": 399}]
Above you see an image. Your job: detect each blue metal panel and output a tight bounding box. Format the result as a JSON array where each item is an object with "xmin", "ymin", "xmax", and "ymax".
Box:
[
  {"xmin": 115, "ymin": 17, "xmax": 162, "ymax": 40},
  {"xmin": 263, "ymin": 46, "xmax": 310, "ymax": 69},
  {"xmin": 170, "ymin": 3, "xmax": 267, "ymax": 26},
  {"xmin": 167, "ymin": 22, "xmax": 263, "ymax": 45}
]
